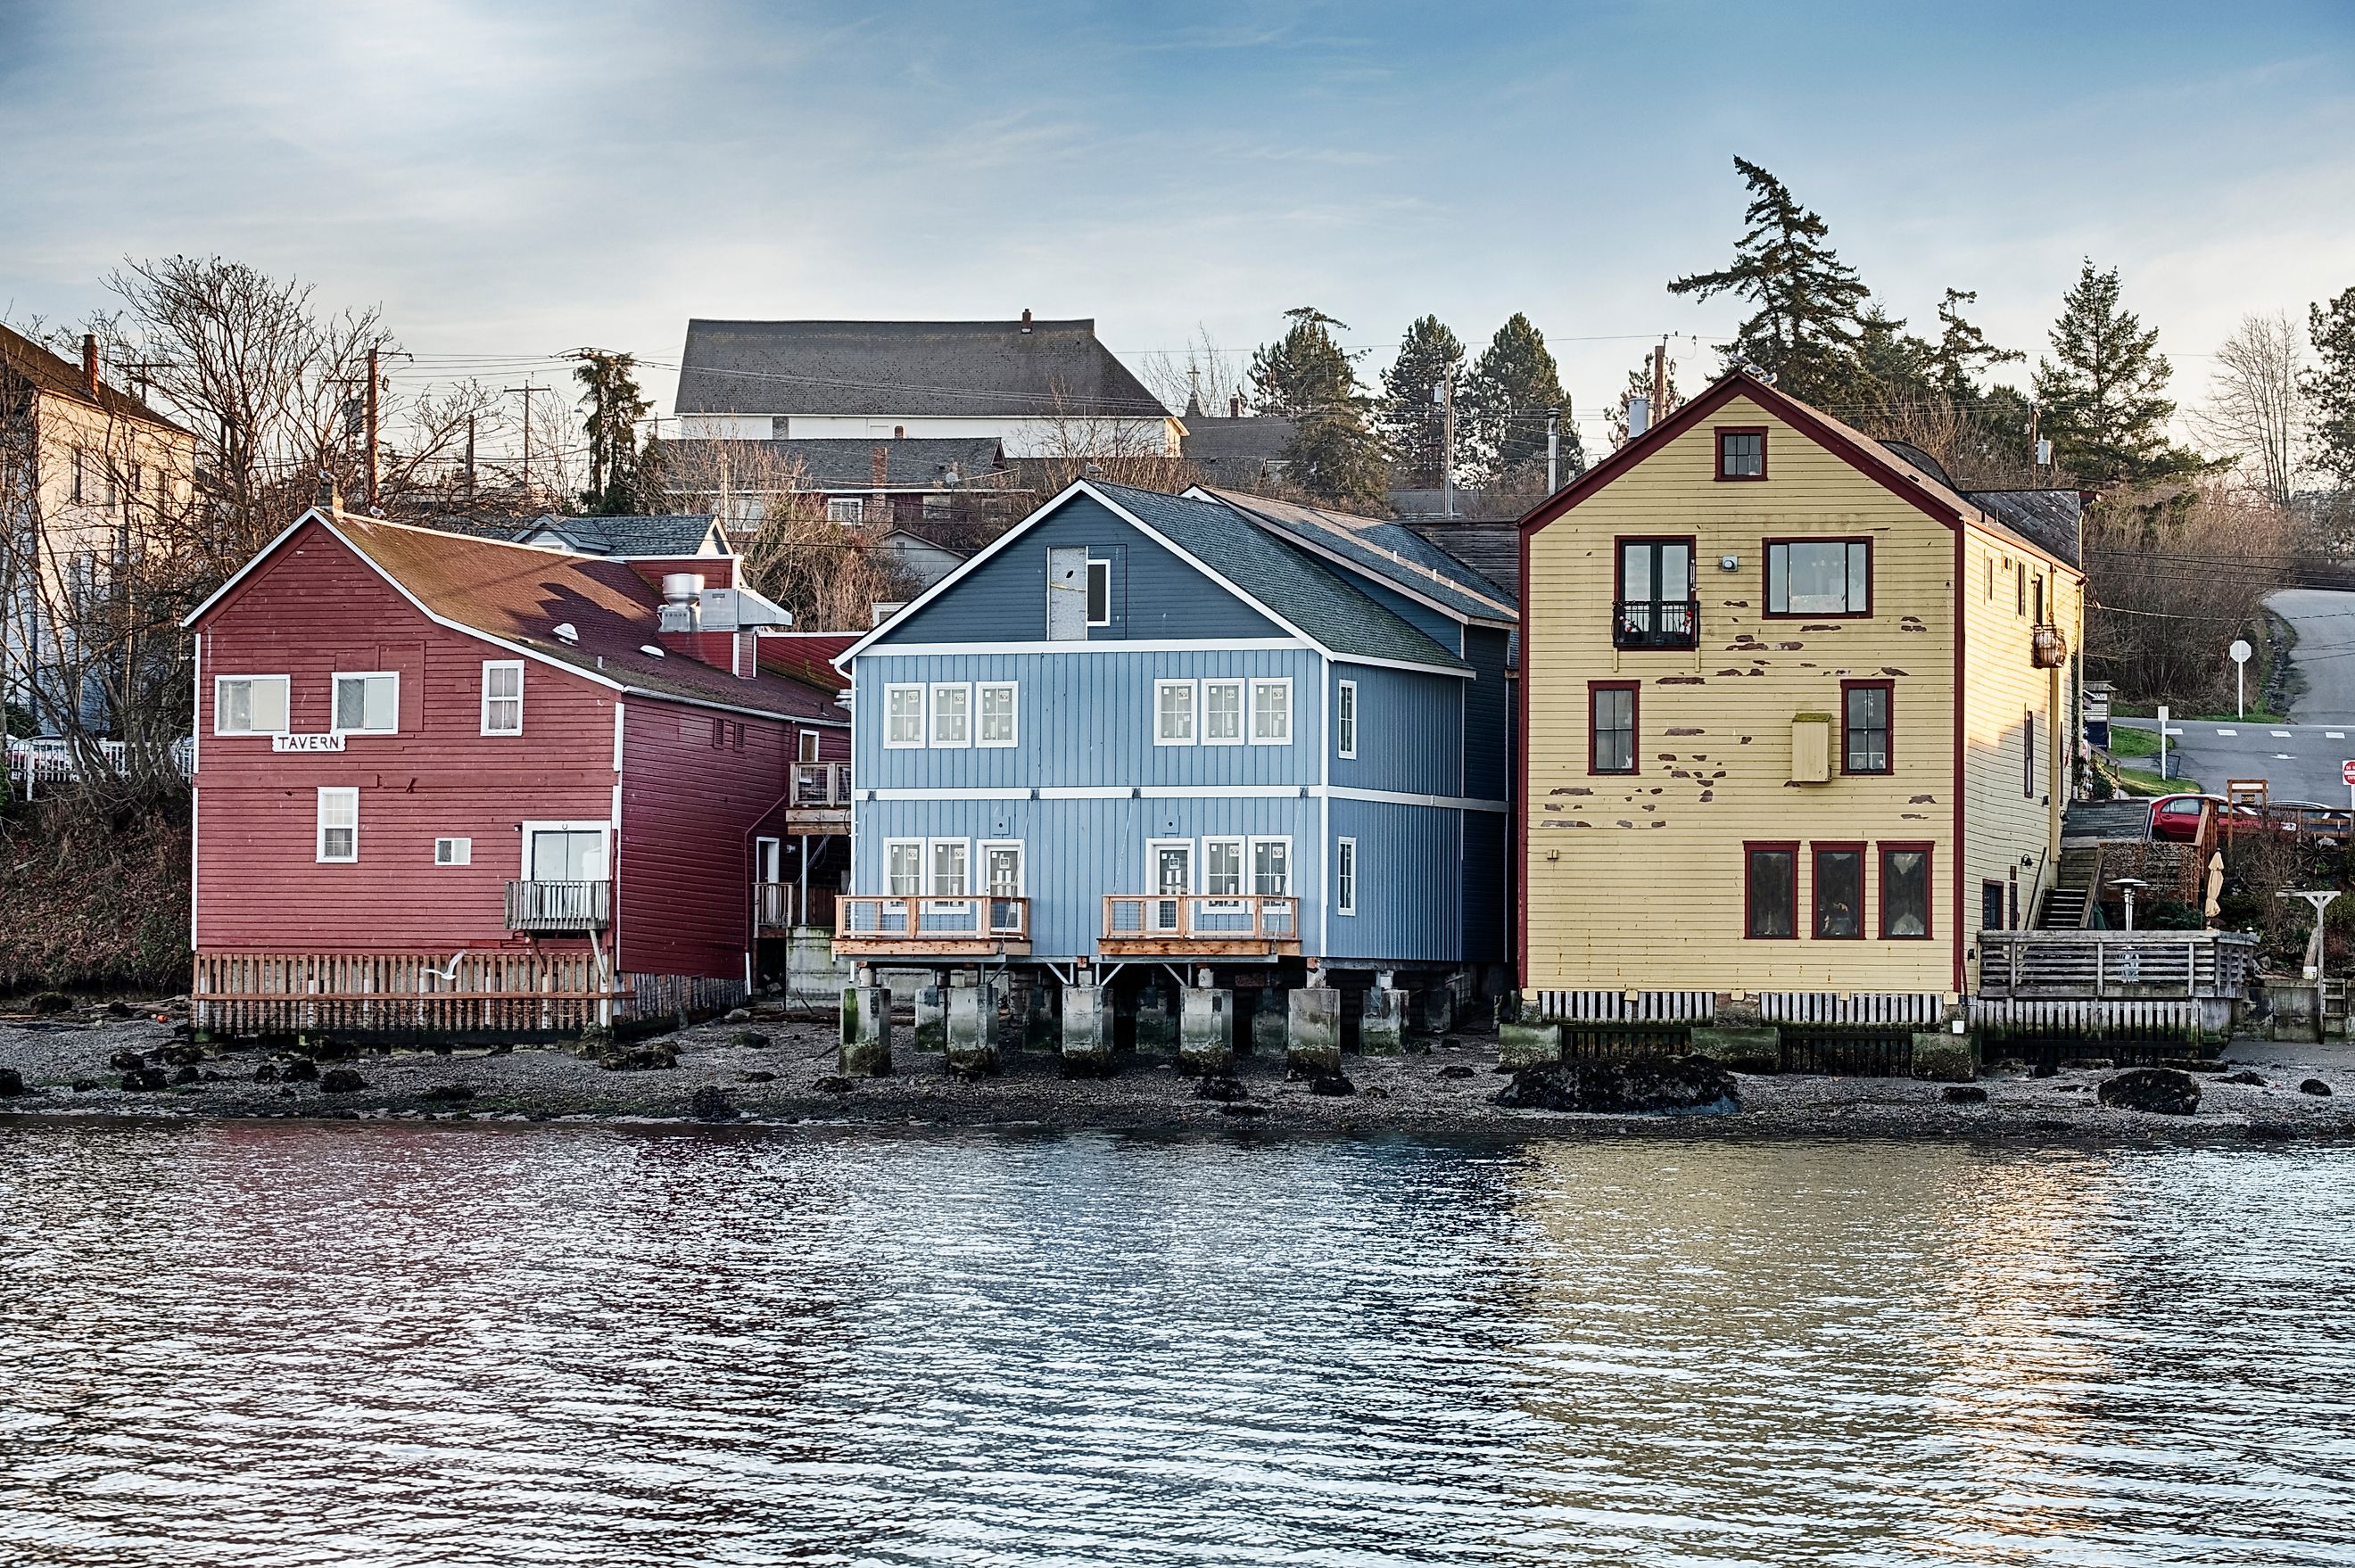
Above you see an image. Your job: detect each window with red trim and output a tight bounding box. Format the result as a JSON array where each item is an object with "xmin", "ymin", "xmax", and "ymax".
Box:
[
  {"xmin": 1880, "ymin": 845, "xmax": 1933, "ymax": 938},
  {"xmin": 1745, "ymin": 844, "xmax": 1797, "ymax": 938},
  {"xmin": 1765, "ymin": 538, "xmax": 1872, "ymax": 616},
  {"xmin": 1589, "ymin": 681, "xmax": 1639, "ymax": 773},
  {"xmin": 1716, "ymin": 427, "xmax": 1766, "ymax": 480},
  {"xmin": 1814, "ymin": 845, "xmax": 1864, "ymax": 939},
  {"xmin": 1841, "ymin": 681, "xmax": 1892, "ymax": 773}
]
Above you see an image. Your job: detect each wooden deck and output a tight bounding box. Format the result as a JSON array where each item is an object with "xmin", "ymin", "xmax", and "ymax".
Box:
[
  {"xmin": 833, "ymin": 895, "xmax": 1030, "ymax": 958},
  {"xmin": 1977, "ymin": 929, "xmax": 2259, "ymax": 1000},
  {"xmin": 1098, "ymin": 895, "xmax": 1301, "ymax": 958}
]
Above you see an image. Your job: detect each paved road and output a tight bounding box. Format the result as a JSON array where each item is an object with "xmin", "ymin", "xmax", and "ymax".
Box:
[{"xmin": 2272, "ymin": 587, "xmax": 2355, "ymax": 723}]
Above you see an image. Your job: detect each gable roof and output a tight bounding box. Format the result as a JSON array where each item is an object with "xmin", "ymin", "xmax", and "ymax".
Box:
[
  {"xmin": 185, "ymin": 509, "xmax": 845, "ymax": 725},
  {"xmin": 0, "ymin": 324, "xmax": 193, "ymax": 436},
  {"xmin": 516, "ymin": 513, "xmax": 727, "ymax": 557},
  {"xmin": 675, "ymin": 318, "xmax": 1172, "ymax": 420},
  {"xmin": 736, "ymin": 435, "xmax": 1009, "ymax": 489},
  {"xmin": 838, "ymin": 479, "xmax": 1467, "ymax": 673},
  {"xmin": 1522, "ymin": 368, "xmax": 2086, "ymax": 579},
  {"xmin": 1196, "ymin": 486, "xmax": 1517, "ymax": 626}
]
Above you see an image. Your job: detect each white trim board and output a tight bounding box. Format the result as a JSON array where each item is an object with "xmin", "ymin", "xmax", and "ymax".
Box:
[
  {"xmin": 855, "ymin": 784, "xmax": 1502, "ymax": 810},
  {"xmin": 854, "ymin": 637, "xmax": 1307, "ymax": 659}
]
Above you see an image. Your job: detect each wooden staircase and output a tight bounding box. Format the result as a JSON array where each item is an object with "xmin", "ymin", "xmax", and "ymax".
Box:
[{"xmin": 2037, "ymin": 846, "xmax": 2100, "ymax": 929}]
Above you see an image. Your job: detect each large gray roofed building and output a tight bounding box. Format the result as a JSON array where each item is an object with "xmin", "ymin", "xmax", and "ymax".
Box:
[
  {"xmin": 1200, "ymin": 487, "xmax": 1517, "ymax": 625},
  {"xmin": 675, "ymin": 317, "xmax": 1171, "ymax": 419}
]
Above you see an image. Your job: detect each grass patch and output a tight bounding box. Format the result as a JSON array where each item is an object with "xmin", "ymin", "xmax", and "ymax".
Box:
[
  {"xmin": 2099, "ymin": 755, "xmax": 2199, "ymax": 797},
  {"xmin": 2109, "ymin": 725, "xmax": 2160, "ymax": 759}
]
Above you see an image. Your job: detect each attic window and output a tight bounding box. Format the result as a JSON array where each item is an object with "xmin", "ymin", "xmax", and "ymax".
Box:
[
  {"xmin": 1716, "ymin": 427, "xmax": 1767, "ymax": 481},
  {"xmin": 553, "ymin": 622, "xmax": 579, "ymax": 644}
]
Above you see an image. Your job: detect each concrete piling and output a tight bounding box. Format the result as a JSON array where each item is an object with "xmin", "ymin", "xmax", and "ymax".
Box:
[
  {"xmin": 1360, "ymin": 977, "xmax": 1407, "ymax": 1056},
  {"xmin": 945, "ymin": 976, "xmax": 999, "ymax": 1075},
  {"xmin": 1251, "ymin": 986, "xmax": 1287, "ymax": 1056},
  {"xmin": 1286, "ymin": 986, "xmax": 1342, "ymax": 1075},
  {"xmin": 1021, "ymin": 976, "xmax": 1058, "ymax": 1052},
  {"xmin": 1416, "ymin": 984, "xmax": 1455, "ymax": 1036},
  {"xmin": 1135, "ymin": 986, "xmax": 1178, "ymax": 1056},
  {"xmin": 1062, "ymin": 985, "xmax": 1111, "ymax": 1071},
  {"xmin": 913, "ymin": 981, "xmax": 946, "ymax": 1052},
  {"xmin": 1180, "ymin": 986, "xmax": 1235, "ymax": 1074},
  {"xmin": 839, "ymin": 984, "xmax": 893, "ymax": 1076}
]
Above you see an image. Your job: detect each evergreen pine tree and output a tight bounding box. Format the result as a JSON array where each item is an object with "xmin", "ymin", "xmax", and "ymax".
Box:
[
  {"xmin": 1376, "ymin": 316, "xmax": 1465, "ymax": 490},
  {"xmin": 1928, "ymin": 288, "xmax": 2022, "ymax": 401},
  {"xmin": 2032, "ymin": 260, "xmax": 2208, "ymax": 486},
  {"xmin": 1668, "ymin": 156, "xmax": 1871, "ymax": 407},
  {"xmin": 1459, "ymin": 313, "xmax": 1582, "ymax": 487},
  {"xmin": 2307, "ymin": 285, "xmax": 2355, "ymax": 488},
  {"xmin": 1249, "ymin": 307, "xmax": 1388, "ymax": 508},
  {"xmin": 574, "ymin": 350, "xmax": 653, "ymax": 514}
]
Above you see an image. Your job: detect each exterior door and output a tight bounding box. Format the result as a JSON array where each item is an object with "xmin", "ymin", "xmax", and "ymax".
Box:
[
  {"xmin": 528, "ymin": 829, "xmax": 604, "ymax": 882},
  {"xmin": 1151, "ymin": 841, "xmax": 1192, "ymax": 933}
]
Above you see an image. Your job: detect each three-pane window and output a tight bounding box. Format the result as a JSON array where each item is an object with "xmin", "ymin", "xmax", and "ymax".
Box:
[
  {"xmin": 885, "ymin": 840, "xmax": 922, "ymax": 895},
  {"xmin": 1590, "ymin": 683, "xmax": 1637, "ymax": 773},
  {"xmin": 1204, "ymin": 838, "xmax": 1244, "ymax": 896},
  {"xmin": 1746, "ymin": 846, "xmax": 1797, "ymax": 938},
  {"xmin": 481, "ymin": 662, "xmax": 524, "ymax": 735},
  {"xmin": 1842, "ymin": 682, "xmax": 1891, "ymax": 773},
  {"xmin": 884, "ymin": 685, "xmax": 925, "ymax": 747},
  {"xmin": 1881, "ymin": 847, "xmax": 1932, "ymax": 938},
  {"xmin": 1766, "ymin": 540, "xmax": 1871, "ymax": 616},
  {"xmin": 316, "ymin": 788, "xmax": 359, "ymax": 862},
  {"xmin": 930, "ymin": 683, "xmax": 970, "ymax": 747},
  {"xmin": 333, "ymin": 672, "xmax": 398, "ymax": 735},
  {"xmin": 1252, "ymin": 838, "xmax": 1290, "ymax": 895},
  {"xmin": 1203, "ymin": 681, "xmax": 1244, "ymax": 744},
  {"xmin": 1814, "ymin": 847, "xmax": 1863, "ymax": 939},
  {"xmin": 930, "ymin": 839, "xmax": 970, "ymax": 897},
  {"xmin": 214, "ymin": 674, "xmax": 289, "ymax": 736}
]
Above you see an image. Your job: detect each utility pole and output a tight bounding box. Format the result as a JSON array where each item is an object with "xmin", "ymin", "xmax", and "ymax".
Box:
[
  {"xmin": 1651, "ymin": 340, "xmax": 1668, "ymax": 422},
  {"xmin": 1435, "ymin": 375, "xmax": 1457, "ymax": 519},
  {"xmin": 465, "ymin": 414, "xmax": 476, "ymax": 505},
  {"xmin": 1546, "ymin": 407, "xmax": 1560, "ymax": 492},
  {"xmin": 503, "ymin": 382, "xmax": 541, "ymax": 499},
  {"xmin": 363, "ymin": 345, "xmax": 380, "ymax": 512}
]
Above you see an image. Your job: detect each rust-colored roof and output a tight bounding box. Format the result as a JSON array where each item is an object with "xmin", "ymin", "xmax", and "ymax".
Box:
[
  {"xmin": 0, "ymin": 324, "xmax": 193, "ymax": 435},
  {"xmin": 324, "ymin": 514, "xmax": 847, "ymax": 723},
  {"xmin": 757, "ymin": 632, "xmax": 858, "ymax": 693}
]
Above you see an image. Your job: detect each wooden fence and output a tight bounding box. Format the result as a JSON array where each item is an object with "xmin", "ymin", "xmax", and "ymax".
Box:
[
  {"xmin": 1532, "ymin": 989, "xmax": 1715, "ymax": 1023},
  {"xmin": 1977, "ymin": 930, "xmax": 2259, "ymax": 999},
  {"xmin": 194, "ymin": 951, "xmax": 620, "ymax": 1037},
  {"xmin": 1760, "ymin": 992, "xmax": 1947, "ymax": 1027}
]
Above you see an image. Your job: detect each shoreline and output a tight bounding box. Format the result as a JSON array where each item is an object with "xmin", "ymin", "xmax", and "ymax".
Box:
[{"xmin": 4, "ymin": 1006, "xmax": 2353, "ymax": 1143}]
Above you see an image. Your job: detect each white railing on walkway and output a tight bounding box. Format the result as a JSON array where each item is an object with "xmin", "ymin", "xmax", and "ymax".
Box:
[{"xmin": 6, "ymin": 737, "xmax": 194, "ymax": 796}]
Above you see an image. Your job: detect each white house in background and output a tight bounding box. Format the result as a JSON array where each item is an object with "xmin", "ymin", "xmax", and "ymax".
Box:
[{"xmin": 669, "ymin": 314, "xmax": 1182, "ymax": 459}]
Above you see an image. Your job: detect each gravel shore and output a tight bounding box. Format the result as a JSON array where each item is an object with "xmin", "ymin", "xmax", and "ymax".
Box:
[{"xmin": 4, "ymin": 1003, "xmax": 2353, "ymax": 1141}]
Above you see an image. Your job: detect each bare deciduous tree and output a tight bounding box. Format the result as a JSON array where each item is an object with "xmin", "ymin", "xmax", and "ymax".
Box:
[
  {"xmin": 1136, "ymin": 326, "xmax": 1244, "ymax": 419},
  {"xmin": 2194, "ymin": 311, "xmax": 2307, "ymax": 508}
]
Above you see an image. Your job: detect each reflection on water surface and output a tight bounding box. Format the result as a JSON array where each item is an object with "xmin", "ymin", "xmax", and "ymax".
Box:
[{"xmin": 3, "ymin": 1122, "xmax": 2351, "ymax": 1565}]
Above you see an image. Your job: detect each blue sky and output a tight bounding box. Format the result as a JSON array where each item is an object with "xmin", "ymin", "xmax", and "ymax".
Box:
[{"xmin": 3, "ymin": 0, "xmax": 2350, "ymax": 447}]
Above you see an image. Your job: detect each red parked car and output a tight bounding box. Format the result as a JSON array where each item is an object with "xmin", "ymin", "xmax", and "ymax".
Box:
[{"xmin": 2147, "ymin": 793, "xmax": 2306, "ymax": 842}]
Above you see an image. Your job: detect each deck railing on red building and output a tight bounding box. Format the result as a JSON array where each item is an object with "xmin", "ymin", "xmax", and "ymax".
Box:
[
  {"xmin": 504, "ymin": 879, "xmax": 612, "ymax": 932},
  {"xmin": 790, "ymin": 762, "xmax": 852, "ymax": 807}
]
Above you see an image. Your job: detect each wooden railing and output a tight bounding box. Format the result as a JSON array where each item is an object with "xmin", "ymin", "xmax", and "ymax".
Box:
[
  {"xmin": 1100, "ymin": 894, "xmax": 1301, "ymax": 954},
  {"xmin": 504, "ymin": 879, "xmax": 611, "ymax": 932},
  {"xmin": 193, "ymin": 951, "xmax": 621, "ymax": 1036},
  {"xmin": 754, "ymin": 880, "xmax": 837, "ymax": 931},
  {"xmin": 834, "ymin": 894, "xmax": 1029, "ymax": 955},
  {"xmin": 791, "ymin": 762, "xmax": 852, "ymax": 807},
  {"xmin": 1978, "ymin": 929, "xmax": 2260, "ymax": 999}
]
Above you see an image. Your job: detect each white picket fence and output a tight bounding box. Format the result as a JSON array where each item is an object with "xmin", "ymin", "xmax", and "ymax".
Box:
[
  {"xmin": 5, "ymin": 737, "xmax": 194, "ymax": 796},
  {"xmin": 1759, "ymin": 991, "xmax": 1948, "ymax": 1027},
  {"xmin": 1531, "ymin": 989, "xmax": 1716, "ymax": 1023}
]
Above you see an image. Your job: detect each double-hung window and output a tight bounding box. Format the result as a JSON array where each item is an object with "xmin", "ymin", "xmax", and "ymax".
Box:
[
  {"xmin": 1765, "ymin": 540, "xmax": 1872, "ymax": 616},
  {"xmin": 883, "ymin": 684, "xmax": 925, "ymax": 748},
  {"xmin": 333, "ymin": 671, "xmax": 398, "ymax": 735},
  {"xmin": 1155, "ymin": 680, "xmax": 1196, "ymax": 745},
  {"xmin": 1335, "ymin": 681, "xmax": 1357, "ymax": 758},
  {"xmin": 1745, "ymin": 844, "xmax": 1797, "ymax": 938},
  {"xmin": 214, "ymin": 674, "xmax": 289, "ymax": 736},
  {"xmin": 481, "ymin": 661, "xmax": 524, "ymax": 735},
  {"xmin": 1203, "ymin": 838, "xmax": 1244, "ymax": 897},
  {"xmin": 1249, "ymin": 678, "xmax": 1291, "ymax": 745},
  {"xmin": 930, "ymin": 838, "xmax": 970, "ymax": 898},
  {"xmin": 930, "ymin": 683, "xmax": 971, "ymax": 748},
  {"xmin": 1202, "ymin": 680, "xmax": 1244, "ymax": 745},
  {"xmin": 316, "ymin": 788, "xmax": 359, "ymax": 862},
  {"xmin": 1252, "ymin": 838, "xmax": 1290, "ymax": 896},
  {"xmin": 884, "ymin": 839, "xmax": 923, "ymax": 896},
  {"xmin": 1334, "ymin": 838, "xmax": 1357, "ymax": 915},
  {"xmin": 1841, "ymin": 681, "xmax": 1891, "ymax": 774},
  {"xmin": 978, "ymin": 682, "xmax": 1018, "ymax": 747},
  {"xmin": 1590, "ymin": 681, "xmax": 1638, "ymax": 773},
  {"xmin": 1880, "ymin": 846, "xmax": 1932, "ymax": 938},
  {"xmin": 1814, "ymin": 846, "xmax": 1863, "ymax": 939}
]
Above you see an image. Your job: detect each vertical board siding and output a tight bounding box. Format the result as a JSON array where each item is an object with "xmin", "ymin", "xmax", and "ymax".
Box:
[
  {"xmin": 618, "ymin": 701, "xmax": 794, "ymax": 979},
  {"xmin": 1328, "ymin": 661, "xmax": 1466, "ymax": 796},
  {"xmin": 1462, "ymin": 626, "xmax": 1513, "ymax": 801},
  {"xmin": 193, "ymin": 524, "xmax": 619, "ymax": 953},
  {"xmin": 877, "ymin": 496, "xmax": 1283, "ymax": 645},
  {"xmin": 1524, "ymin": 395, "xmax": 1957, "ymax": 995},
  {"xmin": 1324, "ymin": 797, "xmax": 1460, "ymax": 964}
]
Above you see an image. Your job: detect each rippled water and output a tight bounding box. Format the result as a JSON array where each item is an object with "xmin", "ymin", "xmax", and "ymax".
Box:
[{"xmin": 3, "ymin": 1122, "xmax": 2353, "ymax": 1566}]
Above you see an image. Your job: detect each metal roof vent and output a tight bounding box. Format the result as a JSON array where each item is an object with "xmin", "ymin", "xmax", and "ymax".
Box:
[
  {"xmin": 640, "ymin": 643, "xmax": 665, "ymax": 657},
  {"xmin": 552, "ymin": 622, "xmax": 579, "ymax": 644}
]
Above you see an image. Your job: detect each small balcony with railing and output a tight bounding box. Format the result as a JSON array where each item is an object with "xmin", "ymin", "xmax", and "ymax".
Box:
[
  {"xmin": 1613, "ymin": 598, "xmax": 1699, "ymax": 650},
  {"xmin": 834, "ymin": 894, "xmax": 1030, "ymax": 957},
  {"xmin": 1100, "ymin": 895, "xmax": 1301, "ymax": 957},
  {"xmin": 785, "ymin": 762, "xmax": 854, "ymax": 831},
  {"xmin": 504, "ymin": 879, "xmax": 612, "ymax": 933},
  {"xmin": 754, "ymin": 880, "xmax": 838, "ymax": 933}
]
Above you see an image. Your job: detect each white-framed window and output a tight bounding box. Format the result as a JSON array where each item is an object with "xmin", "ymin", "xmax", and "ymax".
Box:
[
  {"xmin": 981, "ymin": 840, "xmax": 1025, "ymax": 896},
  {"xmin": 1154, "ymin": 679, "xmax": 1197, "ymax": 745},
  {"xmin": 1252, "ymin": 836, "xmax": 1292, "ymax": 895},
  {"xmin": 1335, "ymin": 838, "xmax": 1356, "ymax": 914},
  {"xmin": 1086, "ymin": 558, "xmax": 1111, "ymax": 625},
  {"xmin": 434, "ymin": 837, "xmax": 473, "ymax": 866},
  {"xmin": 928, "ymin": 838, "xmax": 971, "ymax": 896},
  {"xmin": 1202, "ymin": 679, "xmax": 1244, "ymax": 746},
  {"xmin": 884, "ymin": 838, "xmax": 923, "ymax": 895},
  {"xmin": 315, "ymin": 788, "xmax": 359, "ymax": 862},
  {"xmin": 332, "ymin": 671, "xmax": 399, "ymax": 735},
  {"xmin": 883, "ymin": 683, "xmax": 926, "ymax": 748},
  {"xmin": 481, "ymin": 661, "xmax": 524, "ymax": 735},
  {"xmin": 1336, "ymin": 680, "xmax": 1357, "ymax": 759},
  {"xmin": 797, "ymin": 730, "xmax": 821, "ymax": 763},
  {"xmin": 1249, "ymin": 678, "xmax": 1292, "ymax": 745},
  {"xmin": 521, "ymin": 821, "xmax": 607, "ymax": 881},
  {"xmin": 979, "ymin": 682, "xmax": 1019, "ymax": 747},
  {"xmin": 213, "ymin": 674, "xmax": 289, "ymax": 736},
  {"xmin": 827, "ymin": 497, "xmax": 864, "ymax": 524},
  {"xmin": 1203, "ymin": 837, "xmax": 1244, "ymax": 897},
  {"xmin": 930, "ymin": 682, "xmax": 972, "ymax": 748}
]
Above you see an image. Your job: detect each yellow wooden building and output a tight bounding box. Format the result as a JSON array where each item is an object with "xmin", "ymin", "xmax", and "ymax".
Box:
[{"xmin": 1518, "ymin": 369, "xmax": 2085, "ymax": 1015}]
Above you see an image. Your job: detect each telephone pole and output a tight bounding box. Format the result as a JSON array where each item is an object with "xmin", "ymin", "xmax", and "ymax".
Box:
[
  {"xmin": 465, "ymin": 414, "xmax": 477, "ymax": 505},
  {"xmin": 363, "ymin": 345, "xmax": 380, "ymax": 512},
  {"xmin": 1435, "ymin": 375, "xmax": 1457, "ymax": 519},
  {"xmin": 1650, "ymin": 340, "xmax": 1668, "ymax": 422},
  {"xmin": 1546, "ymin": 408, "xmax": 1561, "ymax": 492},
  {"xmin": 503, "ymin": 382, "xmax": 541, "ymax": 499}
]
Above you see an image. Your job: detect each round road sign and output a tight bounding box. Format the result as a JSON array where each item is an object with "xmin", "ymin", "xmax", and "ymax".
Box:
[
  {"xmin": 2342, "ymin": 759, "xmax": 2355, "ymax": 788},
  {"xmin": 2230, "ymin": 639, "xmax": 2254, "ymax": 664}
]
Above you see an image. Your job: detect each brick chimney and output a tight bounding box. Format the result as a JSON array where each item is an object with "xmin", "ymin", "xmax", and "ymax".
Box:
[
  {"xmin": 1228, "ymin": 393, "xmax": 1243, "ymax": 419},
  {"xmin": 1020, "ymin": 308, "xmax": 1032, "ymax": 333},
  {"xmin": 81, "ymin": 334, "xmax": 100, "ymax": 400},
  {"xmin": 871, "ymin": 444, "xmax": 889, "ymax": 489}
]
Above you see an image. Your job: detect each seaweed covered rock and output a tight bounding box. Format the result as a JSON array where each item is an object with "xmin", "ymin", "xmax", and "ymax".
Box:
[
  {"xmin": 0, "ymin": 1067, "xmax": 24, "ymax": 1097},
  {"xmin": 2301, "ymin": 1078, "xmax": 2334, "ymax": 1097},
  {"xmin": 1194, "ymin": 1074, "xmax": 1248, "ymax": 1102},
  {"xmin": 687, "ymin": 1085, "xmax": 737, "ymax": 1122},
  {"xmin": 280, "ymin": 1057, "xmax": 319, "ymax": 1083},
  {"xmin": 594, "ymin": 1042, "xmax": 679, "ymax": 1072},
  {"xmin": 1941, "ymin": 1085, "xmax": 1988, "ymax": 1103},
  {"xmin": 2096, "ymin": 1067, "xmax": 2201, "ymax": 1115},
  {"xmin": 319, "ymin": 1068, "xmax": 368, "ymax": 1093},
  {"xmin": 1495, "ymin": 1054, "xmax": 1740, "ymax": 1115}
]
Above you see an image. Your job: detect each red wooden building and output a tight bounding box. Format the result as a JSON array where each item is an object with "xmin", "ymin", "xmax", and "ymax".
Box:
[{"xmin": 182, "ymin": 506, "xmax": 850, "ymax": 1036}]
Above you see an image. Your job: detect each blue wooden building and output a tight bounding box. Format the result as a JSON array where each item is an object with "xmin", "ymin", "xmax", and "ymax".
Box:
[{"xmin": 830, "ymin": 478, "xmax": 1516, "ymax": 1020}]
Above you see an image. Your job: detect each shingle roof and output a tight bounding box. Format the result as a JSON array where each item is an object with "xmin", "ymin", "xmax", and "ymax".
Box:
[
  {"xmin": 1202, "ymin": 487, "xmax": 1517, "ymax": 623},
  {"xmin": 1400, "ymin": 520, "xmax": 1519, "ymax": 597},
  {"xmin": 518, "ymin": 514, "xmax": 723, "ymax": 557},
  {"xmin": 1964, "ymin": 490, "xmax": 2084, "ymax": 570},
  {"xmin": 733, "ymin": 435, "xmax": 1007, "ymax": 489},
  {"xmin": 1088, "ymin": 482, "xmax": 1466, "ymax": 672},
  {"xmin": 0, "ymin": 323, "xmax": 192, "ymax": 435},
  {"xmin": 306, "ymin": 515, "xmax": 843, "ymax": 722},
  {"xmin": 676, "ymin": 318, "xmax": 1171, "ymax": 419}
]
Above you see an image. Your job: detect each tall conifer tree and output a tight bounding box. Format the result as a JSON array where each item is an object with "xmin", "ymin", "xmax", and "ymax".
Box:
[
  {"xmin": 1460, "ymin": 313, "xmax": 1582, "ymax": 487},
  {"xmin": 1376, "ymin": 316, "xmax": 1465, "ymax": 490},
  {"xmin": 1668, "ymin": 157, "xmax": 1871, "ymax": 407},
  {"xmin": 2032, "ymin": 261, "xmax": 2207, "ymax": 486},
  {"xmin": 1249, "ymin": 307, "xmax": 1387, "ymax": 508},
  {"xmin": 2307, "ymin": 285, "xmax": 2355, "ymax": 489}
]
